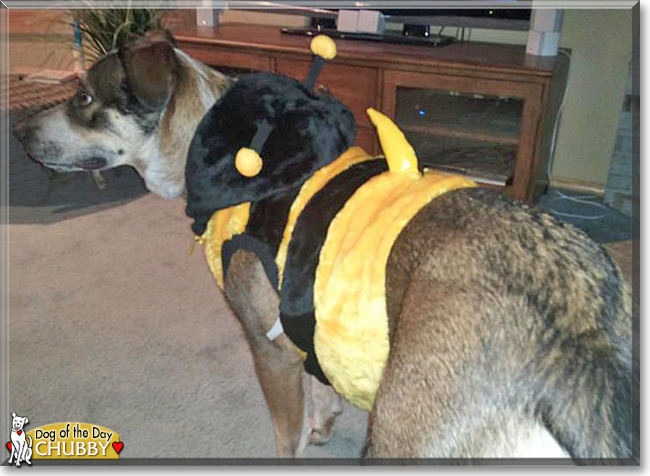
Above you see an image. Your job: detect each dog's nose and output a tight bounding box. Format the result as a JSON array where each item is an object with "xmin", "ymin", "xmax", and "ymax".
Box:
[{"xmin": 12, "ymin": 117, "xmax": 36, "ymax": 143}]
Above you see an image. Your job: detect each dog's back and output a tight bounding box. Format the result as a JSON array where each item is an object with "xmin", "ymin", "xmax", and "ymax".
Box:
[{"xmin": 368, "ymin": 188, "xmax": 635, "ymax": 461}]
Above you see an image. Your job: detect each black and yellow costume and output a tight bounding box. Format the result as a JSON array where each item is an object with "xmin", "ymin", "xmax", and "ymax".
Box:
[{"xmin": 185, "ymin": 38, "xmax": 474, "ymax": 411}]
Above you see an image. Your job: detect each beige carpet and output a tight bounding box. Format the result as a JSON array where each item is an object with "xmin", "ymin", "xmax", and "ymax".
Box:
[{"xmin": 6, "ymin": 193, "xmax": 367, "ymax": 461}]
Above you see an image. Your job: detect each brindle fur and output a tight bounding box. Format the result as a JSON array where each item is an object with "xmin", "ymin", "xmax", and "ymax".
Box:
[{"xmin": 225, "ymin": 187, "xmax": 635, "ymax": 462}]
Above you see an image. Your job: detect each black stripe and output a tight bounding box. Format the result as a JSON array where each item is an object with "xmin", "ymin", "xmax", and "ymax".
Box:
[
  {"xmin": 245, "ymin": 185, "xmax": 300, "ymax": 257},
  {"xmin": 278, "ymin": 159, "xmax": 388, "ymax": 383}
]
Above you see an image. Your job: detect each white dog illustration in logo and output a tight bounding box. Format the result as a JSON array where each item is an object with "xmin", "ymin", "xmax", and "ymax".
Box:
[{"xmin": 8, "ymin": 412, "xmax": 32, "ymax": 466}]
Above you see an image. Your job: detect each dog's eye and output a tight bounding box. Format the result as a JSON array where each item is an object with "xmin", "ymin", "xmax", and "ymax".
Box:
[{"xmin": 78, "ymin": 92, "xmax": 93, "ymax": 107}]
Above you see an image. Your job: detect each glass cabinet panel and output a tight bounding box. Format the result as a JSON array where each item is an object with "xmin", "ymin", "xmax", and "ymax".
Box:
[{"xmin": 394, "ymin": 87, "xmax": 524, "ymax": 186}]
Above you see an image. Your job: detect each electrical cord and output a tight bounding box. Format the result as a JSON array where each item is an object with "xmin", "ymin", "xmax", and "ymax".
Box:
[
  {"xmin": 545, "ymin": 188, "xmax": 609, "ymax": 221},
  {"xmin": 541, "ymin": 50, "xmax": 610, "ymax": 221}
]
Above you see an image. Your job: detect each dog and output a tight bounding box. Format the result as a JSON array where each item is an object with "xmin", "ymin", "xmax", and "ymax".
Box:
[
  {"xmin": 13, "ymin": 32, "xmax": 234, "ymax": 199},
  {"xmin": 14, "ymin": 35, "xmax": 636, "ymax": 463},
  {"xmin": 8, "ymin": 412, "xmax": 33, "ymax": 466}
]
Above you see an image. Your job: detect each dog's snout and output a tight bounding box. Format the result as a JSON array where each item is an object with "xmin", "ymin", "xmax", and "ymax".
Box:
[{"xmin": 12, "ymin": 118, "xmax": 37, "ymax": 143}]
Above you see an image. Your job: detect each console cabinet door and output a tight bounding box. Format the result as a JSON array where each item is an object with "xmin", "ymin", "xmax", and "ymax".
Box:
[
  {"xmin": 276, "ymin": 58, "xmax": 380, "ymax": 154},
  {"xmin": 382, "ymin": 70, "xmax": 545, "ymax": 201},
  {"xmin": 181, "ymin": 43, "xmax": 273, "ymax": 74}
]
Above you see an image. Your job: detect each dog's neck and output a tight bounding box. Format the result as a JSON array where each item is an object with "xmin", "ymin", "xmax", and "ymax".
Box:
[{"xmin": 135, "ymin": 49, "xmax": 234, "ymax": 200}]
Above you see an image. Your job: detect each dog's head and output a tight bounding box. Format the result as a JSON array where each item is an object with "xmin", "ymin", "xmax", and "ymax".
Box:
[
  {"xmin": 185, "ymin": 72, "xmax": 356, "ymax": 236},
  {"xmin": 13, "ymin": 34, "xmax": 180, "ymax": 188},
  {"xmin": 11, "ymin": 412, "xmax": 28, "ymax": 432}
]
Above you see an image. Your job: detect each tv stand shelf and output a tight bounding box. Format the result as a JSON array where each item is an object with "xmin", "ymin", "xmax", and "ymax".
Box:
[{"xmin": 174, "ymin": 24, "xmax": 569, "ymax": 203}]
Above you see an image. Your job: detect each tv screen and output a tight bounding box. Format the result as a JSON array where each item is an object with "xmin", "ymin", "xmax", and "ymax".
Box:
[
  {"xmin": 293, "ymin": 4, "xmax": 532, "ymax": 32},
  {"xmin": 378, "ymin": 8, "xmax": 531, "ymax": 31},
  {"xmin": 240, "ymin": 3, "xmax": 532, "ymax": 33}
]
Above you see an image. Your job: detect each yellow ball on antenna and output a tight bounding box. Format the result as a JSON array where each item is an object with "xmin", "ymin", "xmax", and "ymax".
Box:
[
  {"xmin": 310, "ymin": 35, "xmax": 337, "ymax": 60},
  {"xmin": 235, "ymin": 147, "xmax": 263, "ymax": 177}
]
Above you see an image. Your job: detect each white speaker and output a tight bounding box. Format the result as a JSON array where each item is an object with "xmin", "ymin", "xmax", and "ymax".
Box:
[
  {"xmin": 337, "ymin": 10, "xmax": 359, "ymax": 33},
  {"xmin": 196, "ymin": 0, "xmax": 222, "ymax": 27},
  {"xmin": 196, "ymin": 9, "xmax": 215, "ymax": 27},
  {"xmin": 526, "ymin": 9, "xmax": 564, "ymax": 56},
  {"xmin": 357, "ymin": 10, "xmax": 386, "ymax": 35}
]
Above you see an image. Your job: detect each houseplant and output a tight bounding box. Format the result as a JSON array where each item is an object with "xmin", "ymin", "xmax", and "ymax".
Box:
[{"xmin": 68, "ymin": 5, "xmax": 170, "ymax": 63}]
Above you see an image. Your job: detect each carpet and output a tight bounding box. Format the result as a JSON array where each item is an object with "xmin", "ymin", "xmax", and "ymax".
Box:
[
  {"xmin": 537, "ymin": 188, "xmax": 636, "ymax": 244},
  {"xmin": 4, "ymin": 193, "xmax": 367, "ymax": 462}
]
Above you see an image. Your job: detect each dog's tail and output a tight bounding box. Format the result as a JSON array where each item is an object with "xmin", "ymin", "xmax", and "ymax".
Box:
[
  {"xmin": 532, "ymin": 267, "xmax": 638, "ymax": 465},
  {"xmin": 535, "ymin": 345, "xmax": 637, "ymax": 464}
]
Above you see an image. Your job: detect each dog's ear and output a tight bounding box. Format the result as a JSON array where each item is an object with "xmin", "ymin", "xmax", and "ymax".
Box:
[
  {"xmin": 24, "ymin": 417, "xmax": 28, "ymax": 424},
  {"xmin": 123, "ymin": 41, "xmax": 176, "ymax": 111},
  {"xmin": 12, "ymin": 412, "xmax": 16, "ymax": 418}
]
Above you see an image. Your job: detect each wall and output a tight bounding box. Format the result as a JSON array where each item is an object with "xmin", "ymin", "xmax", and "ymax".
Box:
[{"xmin": 550, "ymin": 10, "xmax": 632, "ymax": 190}]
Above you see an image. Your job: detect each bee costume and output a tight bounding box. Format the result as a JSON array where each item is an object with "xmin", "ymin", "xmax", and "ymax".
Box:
[{"xmin": 185, "ymin": 36, "xmax": 475, "ymax": 411}]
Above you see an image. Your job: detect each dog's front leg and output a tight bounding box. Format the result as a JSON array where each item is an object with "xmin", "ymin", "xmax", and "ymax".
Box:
[
  {"xmin": 224, "ymin": 250, "xmax": 309, "ymax": 458},
  {"xmin": 14, "ymin": 443, "xmax": 23, "ymax": 466}
]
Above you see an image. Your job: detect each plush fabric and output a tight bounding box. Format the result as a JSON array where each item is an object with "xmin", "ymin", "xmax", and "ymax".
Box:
[
  {"xmin": 314, "ymin": 170, "xmax": 476, "ymax": 411},
  {"xmin": 275, "ymin": 146, "xmax": 373, "ymax": 289},
  {"xmin": 186, "ymin": 71, "xmax": 476, "ymax": 409},
  {"xmin": 279, "ymin": 158, "xmax": 388, "ymax": 384},
  {"xmin": 201, "ymin": 203, "xmax": 251, "ymax": 290},
  {"xmin": 199, "ymin": 150, "xmax": 384, "ymax": 385},
  {"xmin": 185, "ymin": 72, "xmax": 356, "ymax": 236}
]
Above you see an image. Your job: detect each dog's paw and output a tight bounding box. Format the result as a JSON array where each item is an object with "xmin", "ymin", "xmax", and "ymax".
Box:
[{"xmin": 308, "ymin": 417, "xmax": 336, "ymax": 445}]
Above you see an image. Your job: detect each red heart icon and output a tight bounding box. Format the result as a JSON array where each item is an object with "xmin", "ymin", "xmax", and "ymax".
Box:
[
  {"xmin": 6, "ymin": 442, "xmax": 11, "ymax": 452},
  {"xmin": 112, "ymin": 442, "xmax": 124, "ymax": 454},
  {"xmin": 17, "ymin": 431, "xmax": 22, "ymax": 436}
]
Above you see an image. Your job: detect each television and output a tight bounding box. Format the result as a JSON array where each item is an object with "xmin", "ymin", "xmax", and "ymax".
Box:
[
  {"xmin": 302, "ymin": 7, "xmax": 531, "ymax": 30},
  {"xmin": 371, "ymin": 8, "xmax": 531, "ymax": 31},
  {"xmin": 240, "ymin": 2, "xmax": 532, "ymax": 46}
]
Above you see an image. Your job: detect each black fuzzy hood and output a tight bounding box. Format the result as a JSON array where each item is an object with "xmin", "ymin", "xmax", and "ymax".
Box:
[{"xmin": 185, "ymin": 72, "xmax": 356, "ymax": 236}]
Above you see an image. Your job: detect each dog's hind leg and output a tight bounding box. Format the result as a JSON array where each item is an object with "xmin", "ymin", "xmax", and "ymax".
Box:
[
  {"xmin": 366, "ymin": 278, "xmax": 550, "ymax": 459},
  {"xmin": 308, "ymin": 376, "xmax": 343, "ymax": 445},
  {"xmin": 365, "ymin": 281, "xmax": 485, "ymax": 458},
  {"xmin": 224, "ymin": 250, "xmax": 309, "ymax": 458}
]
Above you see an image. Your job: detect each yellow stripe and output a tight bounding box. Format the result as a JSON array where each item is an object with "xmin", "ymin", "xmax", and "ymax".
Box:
[
  {"xmin": 314, "ymin": 170, "xmax": 475, "ymax": 411},
  {"xmin": 202, "ymin": 202, "xmax": 251, "ymax": 290}
]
